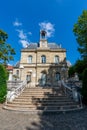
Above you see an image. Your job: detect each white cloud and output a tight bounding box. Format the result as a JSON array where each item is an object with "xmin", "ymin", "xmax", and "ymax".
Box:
[
  {"xmin": 13, "ymin": 19, "xmax": 32, "ymax": 48},
  {"xmin": 28, "ymin": 32, "xmax": 32, "ymax": 35},
  {"xmin": 39, "ymin": 22, "xmax": 55, "ymax": 38},
  {"xmin": 16, "ymin": 29, "xmax": 31, "ymax": 48},
  {"xmin": 13, "ymin": 19, "xmax": 22, "ymax": 27},
  {"xmin": 19, "ymin": 39, "xmax": 29, "ymax": 48},
  {"xmin": 16, "ymin": 29, "xmax": 27, "ymax": 39}
]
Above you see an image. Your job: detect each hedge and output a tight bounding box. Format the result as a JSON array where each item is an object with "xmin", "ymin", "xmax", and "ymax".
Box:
[{"xmin": 0, "ymin": 64, "xmax": 7, "ymax": 103}]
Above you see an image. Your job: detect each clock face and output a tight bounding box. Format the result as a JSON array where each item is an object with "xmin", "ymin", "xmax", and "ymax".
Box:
[
  {"xmin": 40, "ymin": 40, "xmax": 47, "ymax": 47},
  {"xmin": 42, "ymin": 42, "xmax": 45, "ymax": 46}
]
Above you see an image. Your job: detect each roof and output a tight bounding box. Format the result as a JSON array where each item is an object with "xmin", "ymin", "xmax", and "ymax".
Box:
[
  {"xmin": 26, "ymin": 42, "xmax": 61, "ymax": 49},
  {"xmin": 14, "ymin": 61, "xmax": 20, "ymax": 68},
  {"xmin": 6, "ymin": 65, "xmax": 13, "ymax": 71},
  {"xmin": 27, "ymin": 43, "xmax": 38, "ymax": 49},
  {"xmin": 48, "ymin": 43, "xmax": 61, "ymax": 49}
]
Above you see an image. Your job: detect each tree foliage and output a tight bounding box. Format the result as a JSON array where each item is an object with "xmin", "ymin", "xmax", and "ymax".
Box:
[
  {"xmin": 73, "ymin": 10, "xmax": 87, "ymax": 60},
  {"xmin": 0, "ymin": 64, "xmax": 7, "ymax": 103},
  {"xmin": 68, "ymin": 66, "xmax": 75, "ymax": 77},
  {"xmin": 68, "ymin": 59, "xmax": 87, "ymax": 80},
  {"xmin": 75, "ymin": 60, "xmax": 87, "ymax": 80},
  {"xmin": 81, "ymin": 69, "xmax": 87, "ymax": 104},
  {"xmin": 0, "ymin": 30, "xmax": 15, "ymax": 64}
]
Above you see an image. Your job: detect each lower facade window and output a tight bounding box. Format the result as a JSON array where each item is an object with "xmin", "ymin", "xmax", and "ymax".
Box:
[{"xmin": 55, "ymin": 73, "xmax": 60, "ymax": 81}]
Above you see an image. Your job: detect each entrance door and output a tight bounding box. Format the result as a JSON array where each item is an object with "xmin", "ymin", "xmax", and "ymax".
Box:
[
  {"xmin": 41, "ymin": 73, "xmax": 46, "ymax": 86},
  {"xmin": 26, "ymin": 75, "xmax": 31, "ymax": 83},
  {"xmin": 55, "ymin": 73, "xmax": 60, "ymax": 81}
]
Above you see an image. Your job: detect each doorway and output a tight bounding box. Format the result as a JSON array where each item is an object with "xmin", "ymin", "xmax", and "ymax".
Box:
[{"xmin": 41, "ymin": 73, "xmax": 47, "ymax": 86}]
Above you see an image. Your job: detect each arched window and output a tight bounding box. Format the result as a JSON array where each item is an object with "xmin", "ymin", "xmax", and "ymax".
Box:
[
  {"xmin": 28, "ymin": 55, "xmax": 32, "ymax": 63},
  {"xmin": 54, "ymin": 55, "xmax": 59, "ymax": 63},
  {"xmin": 55, "ymin": 72, "xmax": 60, "ymax": 81},
  {"xmin": 41, "ymin": 55, "xmax": 46, "ymax": 63}
]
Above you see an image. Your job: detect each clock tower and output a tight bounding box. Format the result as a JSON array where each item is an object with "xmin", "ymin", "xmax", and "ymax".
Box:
[{"xmin": 40, "ymin": 30, "xmax": 48, "ymax": 48}]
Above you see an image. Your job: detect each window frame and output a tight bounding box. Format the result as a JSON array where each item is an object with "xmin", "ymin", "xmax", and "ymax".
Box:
[
  {"xmin": 54, "ymin": 55, "xmax": 59, "ymax": 64},
  {"xmin": 41, "ymin": 55, "xmax": 46, "ymax": 63},
  {"xmin": 28, "ymin": 55, "xmax": 32, "ymax": 64}
]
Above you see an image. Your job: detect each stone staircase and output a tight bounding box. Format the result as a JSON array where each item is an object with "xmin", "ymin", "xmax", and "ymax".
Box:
[{"xmin": 4, "ymin": 87, "xmax": 82, "ymax": 112}]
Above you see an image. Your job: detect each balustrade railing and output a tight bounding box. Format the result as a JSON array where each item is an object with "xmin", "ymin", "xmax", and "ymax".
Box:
[
  {"xmin": 61, "ymin": 80, "xmax": 83, "ymax": 108},
  {"xmin": 6, "ymin": 80, "xmax": 27, "ymax": 102}
]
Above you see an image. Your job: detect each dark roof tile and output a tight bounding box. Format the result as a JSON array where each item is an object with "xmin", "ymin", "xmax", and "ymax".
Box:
[{"xmin": 27, "ymin": 42, "xmax": 61, "ymax": 49}]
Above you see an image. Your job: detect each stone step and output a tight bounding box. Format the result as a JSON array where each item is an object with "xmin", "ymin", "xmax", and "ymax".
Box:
[
  {"xmin": 4, "ymin": 86, "xmax": 82, "ymax": 112},
  {"xmin": 24, "ymin": 88, "xmax": 62, "ymax": 92},
  {"xmin": 25, "ymin": 87, "xmax": 60, "ymax": 90},
  {"xmin": 3, "ymin": 105, "xmax": 81, "ymax": 112},
  {"xmin": 14, "ymin": 98, "xmax": 72, "ymax": 102},
  {"xmin": 20, "ymin": 94, "xmax": 63, "ymax": 97},
  {"xmin": 5, "ymin": 104, "xmax": 80, "ymax": 112},
  {"xmin": 22, "ymin": 91, "xmax": 62, "ymax": 94},
  {"xmin": 8, "ymin": 101, "xmax": 76, "ymax": 106},
  {"xmin": 24, "ymin": 89, "xmax": 62, "ymax": 93},
  {"xmin": 6, "ymin": 103, "xmax": 79, "ymax": 108},
  {"xmin": 21, "ymin": 94, "xmax": 64, "ymax": 97},
  {"xmin": 14, "ymin": 96, "xmax": 72, "ymax": 100}
]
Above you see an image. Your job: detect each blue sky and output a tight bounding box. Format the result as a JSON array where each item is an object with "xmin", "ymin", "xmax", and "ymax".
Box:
[{"xmin": 0, "ymin": 0, "xmax": 87, "ymax": 65}]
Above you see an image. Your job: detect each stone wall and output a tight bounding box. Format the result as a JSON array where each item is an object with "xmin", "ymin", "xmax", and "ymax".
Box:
[{"xmin": 13, "ymin": 47, "xmax": 67, "ymax": 87}]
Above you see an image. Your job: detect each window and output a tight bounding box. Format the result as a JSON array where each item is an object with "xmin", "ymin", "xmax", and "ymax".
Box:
[
  {"xmin": 16, "ymin": 70, "xmax": 19, "ymax": 77},
  {"xmin": 41, "ymin": 55, "xmax": 46, "ymax": 63},
  {"xmin": 55, "ymin": 72, "xmax": 60, "ymax": 81},
  {"xmin": 54, "ymin": 55, "xmax": 59, "ymax": 63},
  {"xmin": 28, "ymin": 55, "xmax": 32, "ymax": 63}
]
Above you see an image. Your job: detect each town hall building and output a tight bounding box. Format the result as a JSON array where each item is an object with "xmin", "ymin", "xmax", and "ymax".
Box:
[
  {"xmin": 5, "ymin": 30, "xmax": 82, "ymax": 112},
  {"xmin": 13, "ymin": 30, "xmax": 68, "ymax": 87}
]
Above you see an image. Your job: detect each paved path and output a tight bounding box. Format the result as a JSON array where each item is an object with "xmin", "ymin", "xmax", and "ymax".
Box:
[{"xmin": 0, "ymin": 105, "xmax": 87, "ymax": 130}]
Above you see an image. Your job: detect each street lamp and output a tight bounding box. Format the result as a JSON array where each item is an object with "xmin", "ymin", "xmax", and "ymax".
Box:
[{"xmin": 19, "ymin": 65, "xmax": 24, "ymax": 81}]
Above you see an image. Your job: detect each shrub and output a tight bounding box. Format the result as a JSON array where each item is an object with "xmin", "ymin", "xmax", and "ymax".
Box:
[
  {"xmin": 68, "ymin": 66, "xmax": 75, "ymax": 77},
  {"xmin": 81, "ymin": 68, "xmax": 87, "ymax": 104},
  {"xmin": 0, "ymin": 64, "xmax": 7, "ymax": 103}
]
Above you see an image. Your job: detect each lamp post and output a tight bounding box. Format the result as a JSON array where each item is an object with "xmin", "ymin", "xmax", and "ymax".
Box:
[{"xmin": 20, "ymin": 65, "xmax": 24, "ymax": 81}]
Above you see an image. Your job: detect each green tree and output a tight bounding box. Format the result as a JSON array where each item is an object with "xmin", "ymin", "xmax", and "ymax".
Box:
[
  {"xmin": 0, "ymin": 64, "xmax": 7, "ymax": 103},
  {"xmin": 74, "ymin": 60, "xmax": 87, "ymax": 80},
  {"xmin": 81, "ymin": 69, "xmax": 87, "ymax": 104},
  {"xmin": 68, "ymin": 66, "xmax": 75, "ymax": 77},
  {"xmin": 73, "ymin": 10, "xmax": 87, "ymax": 60},
  {"xmin": 0, "ymin": 30, "xmax": 15, "ymax": 64}
]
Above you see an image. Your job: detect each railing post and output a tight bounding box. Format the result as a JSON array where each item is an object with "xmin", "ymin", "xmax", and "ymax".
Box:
[{"xmin": 72, "ymin": 88, "xmax": 79, "ymax": 102}]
